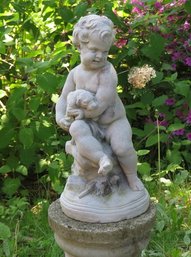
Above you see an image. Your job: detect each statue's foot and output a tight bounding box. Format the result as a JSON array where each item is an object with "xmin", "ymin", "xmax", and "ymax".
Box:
[
  {"xmin": 127, "ymin": 174, "xmax": 144, "ymax": 191},
  {"xmin": 98, "ymin": 155, "xmax": 113, "ymax": 176}
]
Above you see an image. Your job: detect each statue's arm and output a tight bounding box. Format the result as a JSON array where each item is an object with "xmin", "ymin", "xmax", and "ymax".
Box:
[
  {"xmin": 55, "ymin": 69, "xmax": 76, "ymax": 129},
  {"xmin": 84, "ymin": 65, "xmax": 118, "ymax": 119}
]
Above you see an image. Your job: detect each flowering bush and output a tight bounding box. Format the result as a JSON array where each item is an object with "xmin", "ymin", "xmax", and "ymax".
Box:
[
  {"xmin": 128, "ymin": 64, "xmax": 156, "ymax": 88},
  {"xmin": 106, "ymin": 0, "xmax": 191, "ymax": 173},
  {"xmin": 114, "ymin": 0, "xmax": 191, "ymax": 76}
]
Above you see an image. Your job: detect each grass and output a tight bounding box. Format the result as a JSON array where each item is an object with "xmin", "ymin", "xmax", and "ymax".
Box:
[
  {"xmin": 0, "ymin": 177, "xmax": 190, "ymax": 257},
  {"xmin": 0, "ymin": 197, "xmax": 63, "ymax": 257},
  {"xmin": 143, "ymin": 180, "xmax": 191, "ymax": 257}
]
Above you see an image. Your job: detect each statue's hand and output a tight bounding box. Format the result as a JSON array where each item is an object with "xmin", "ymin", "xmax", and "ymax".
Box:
[
  {"xmin": 68, "ymin": 109, "xmax": 84, "ymax": 120},
  {"xmin": 57, "ymin": 117, "xmax": 71, "ymax": 132}
]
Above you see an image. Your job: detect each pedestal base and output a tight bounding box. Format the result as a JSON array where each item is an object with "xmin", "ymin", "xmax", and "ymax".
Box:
[
  {"xmin": 48, "ymin": 200, "xmax": 156, "ymax": 257},
  {"xmin": 60, "ymin": 175, "xmax": 150, "ymax": 223}
]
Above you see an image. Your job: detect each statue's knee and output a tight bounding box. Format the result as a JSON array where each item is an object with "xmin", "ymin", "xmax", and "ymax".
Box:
[
  {"xmin": 69, "ymin": 120, "xmax": 90, "ymax": 138},
  {"xmin": 114, "ymin": 145, "xmax": 136, "ymax": 157}
]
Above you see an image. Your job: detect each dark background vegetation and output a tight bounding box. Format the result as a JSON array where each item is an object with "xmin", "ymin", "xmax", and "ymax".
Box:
[{"xmin": 0, "ymin": 0, "xmax": 191, "ymax": 256}]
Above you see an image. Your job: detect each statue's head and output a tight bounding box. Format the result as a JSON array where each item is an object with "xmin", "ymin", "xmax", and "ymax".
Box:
[{"xmin": 72, "ymin": 14, "xmax": 115, "ymax": 49}]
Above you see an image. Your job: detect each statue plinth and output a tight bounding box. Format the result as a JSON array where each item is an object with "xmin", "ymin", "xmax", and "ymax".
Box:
[
  {"xmin": 48, "ymin": 200, "xmax": 156, "ymax": 257},
  {"xmin": 60, "ymin": 174, "xmax": 150, "ymax": 223}
]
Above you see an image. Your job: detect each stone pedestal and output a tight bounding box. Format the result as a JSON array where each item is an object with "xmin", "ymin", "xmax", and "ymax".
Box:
[{"xmin": 48, "ymin": 200, "xmax": 156, "ymax": 257}]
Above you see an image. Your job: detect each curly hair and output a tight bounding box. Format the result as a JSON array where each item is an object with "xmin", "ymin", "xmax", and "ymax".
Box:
[{"xmin": 72, "ymin": 14, "xmax": 115, "ymax": 48}]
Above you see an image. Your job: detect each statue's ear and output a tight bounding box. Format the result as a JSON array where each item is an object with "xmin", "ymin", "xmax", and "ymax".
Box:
[{"xmin": 76, "ymin": 44, "xmax": 81, "ymax": 52}]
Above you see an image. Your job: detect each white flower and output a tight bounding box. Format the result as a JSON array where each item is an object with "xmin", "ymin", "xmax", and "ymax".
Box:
[{"xmin": 128, "ymin": 64, "xmax": 156, "ymax": 89}]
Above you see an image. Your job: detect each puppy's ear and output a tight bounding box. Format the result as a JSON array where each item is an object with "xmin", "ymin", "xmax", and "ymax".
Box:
[{"xmin": 76, "ymin": 95, "xmax": 82, "ymax": 106}]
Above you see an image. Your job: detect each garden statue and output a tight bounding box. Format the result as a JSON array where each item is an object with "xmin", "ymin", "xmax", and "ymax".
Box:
[
  {"xmin": 55, "ymin": 14, "xmax": 150, "ymax": 223},
  {"xmin": 49, "ymin": 14, "xmax": 156, "ymax": 257}
]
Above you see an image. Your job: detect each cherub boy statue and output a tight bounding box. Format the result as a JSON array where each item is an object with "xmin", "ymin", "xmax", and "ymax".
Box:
[{"xmin": 56, "ymin": 14, "xmax": 143, "ymax": 191}]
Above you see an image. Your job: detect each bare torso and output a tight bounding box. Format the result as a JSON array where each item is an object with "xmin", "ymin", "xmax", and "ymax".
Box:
[{"xmin": 72, "ymin": 62, "xmax": 126, "ymax": 125}]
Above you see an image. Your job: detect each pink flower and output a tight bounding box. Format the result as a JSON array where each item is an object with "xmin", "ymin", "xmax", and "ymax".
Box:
[
  {"xmin": 172, "ymin": 63, "xmax": 177, "ymax": 70},
  {"xmin": 115, "ymin": 39, "xmax": 127, "ymax": 48},
  {"xmin": 186, "ymin": 133, "xmax": 191, "ymax": 140},
  {"xmin": 165, "ymin": 98, "xmax": 176, "ymax": 106},
  {"xmin": 176, "ymin": 109, "xmax": 186, "ymax": 120},
  {"xmin": 185, "ymin": 57, "xmax": 191, "ymax": 67},
  {"xmin": 172, "ymin": 129, "xmax": 185, "ymax": 136},
  {"xmin": 183, "ymin": 21, "xmax": 190, "ymax": 31},
  {"xmin": 130, "ymin": 0, "xmax": 144, "ymax": 6},
  {"xmin": 154, "ymin": 2, "xmax": 162, "ymax": 9},
  {"xmin": 132, "ymin": 6, "xmax": 144, "ymax": 15},
  {"xmin": 159, "ymin": 120, "xmax": 169, "ymax": 127},
  {"xmin": 154, "ymin": 113, "xmax": 168, "ymax": 127},
  {"xmin": 186, "ymin": 111, "xmax": 191, "ymax": 124},
  {"xmin": 172, "ymin": 51, "xmax": 181, "ymax": 61}
]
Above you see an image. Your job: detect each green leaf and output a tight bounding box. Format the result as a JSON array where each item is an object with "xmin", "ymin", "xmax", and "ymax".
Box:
[
  {"xmin": 59, "ymin": 7, "xmax": 73, "ymax": 22},
  {"xmin": 175, "ymin": 170, "xmax": 189, "ymax": 185},
  {"xmin": 16, "ymin": 57, "xmax": 33, "ymax": 67},
  {"xmin": 48, "ymin": 161, "xmax": 59, "ymax": 182},
  {"xmin": 174, "ymin": 81, "xmax": 190, "ymax": 97},
  {"xmin": 183, "ymin": 233, "xmax": 191, "ymax": 246},
  {"xmin": 36, "ymin": 122, "xmax": 54, "ymax": 141},
  {"xmin": 141, "ymin": 92, "xmax": 154, "ymax": 105},
  {"xmin": 3, "ymin": 239, "xmax": 10, "ymax": 257},
  {"xmin": 16, "ymin": 165, "xmax": 28, "ymax": 176},
  {"xmin": 156, "ymin": 220, "xmax": 165, "ymax": 232},
  {"xmin": 0, "ymin": 42, "xmax": 6, "ymax": 54},
  {"xmin": 12, "ymin": 107, "xmax": 26, "ymax": 121},
  {"xmin": 36, "ymin": 73, "xmax": 59, "ymax": 93},
  {"xmin": 19, "ymin": 128, "xmax": 34, "ymax": 148},
  {"xmin": 19, "ymin": 147, "xmax": 36, "ymax": 167},
  {"xmin": 144, "ymin": 123, "xmax": 156, "ymax": 134},
  {"xmin": 138, "ymin": 162, "xmax": 151, "ymax": 175},
  {"xmin": 2, "ymin": 178, "xmax": 21, "ymax": 197},
  {"xmin": 152, "ymin": 71, "xmax": 164, "ymax": 84},
  {"xmin": 145, "ymin": 134, "xmax": 158, "ymax": 147},
  {"xmin": 51, "ymin": 179, "xmax": 64, "ymax": 193},
  {"xmin": 7, "ymin": 87, "xmax": 27, "ymax": 109},
  {"xmin": 0, "ymin": 222, "xmax": 11, "ymax": 239},
  {"xmin": 152, "ymin": 95, "xmax": 168, "ymax": 107},
  {"xmin": 28, "ymin": 96, "xmax": 41, "ymax": 112},
  {"xmin": 113, "ymin": 49, "xmax": 129, "ymax": 66},
  {"xmin": 132, "ymin": 128, "xmax": 145, "ymax": 137},
  {"xmin": 167, "ymin": 123, "xmax": 184, "ymax": 132},
  {"xmin": 7, "ymin": 155, "xmax": 19, "ymax": 169},
  {"xmin": 0, "ymin": 128, "xmax": 14, "ymax": 149},
  {"xmin": 0, "ymin": 89, "xmax": 7, "ymax": 98},
  {"xmin": 104, "ymin": 5, "xmax": 124, "ymax": 28},
  {"xmin": 74, "ymin": 2, "xmax": 88, "ymax": 17},
  {"xmin": 185, "ymin": 0, "xmax": 191, "ymax": 14},
  {"xmin": 166, "ymin": 149, "xmax": 182, "ymax": 165},
  {"xmin": 137, "ymin": 149, "xmax": 150, "ymax": 156},
  {"xmin": 141, "ymin": 33, "xmax": 166, "ymax": 61},
  {"xmin": 0, "ymin": 165, "xmax": 11, "ymax": 174},
  {"xmin": 126, "ymin": 101, "xmax": 145, "ymax": 109}
]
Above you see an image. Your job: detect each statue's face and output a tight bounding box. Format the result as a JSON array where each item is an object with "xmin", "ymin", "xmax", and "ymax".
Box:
[{"xmin": 79, "ymin": 33, "xmax": 111, "ymax": 70}]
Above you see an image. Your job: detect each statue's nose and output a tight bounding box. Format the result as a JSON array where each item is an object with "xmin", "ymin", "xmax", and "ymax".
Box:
[{"xmin": 95, "ymin": 51, "xmax": 103, "ymax": 59}]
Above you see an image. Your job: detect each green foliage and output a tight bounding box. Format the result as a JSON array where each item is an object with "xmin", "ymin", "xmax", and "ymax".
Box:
[
  {"xmin": 0, "ymin": 0, "xmax": 191, "ymax": 255},
  {"xmin": 0, "ymin": 198, "xmax": 62, "ymax": 257}
]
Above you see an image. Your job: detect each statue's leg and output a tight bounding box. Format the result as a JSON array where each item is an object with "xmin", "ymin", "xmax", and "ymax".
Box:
[
  {"xmin": 106, "ymin": 118, "xmax": 144, "ymax": 191},
  {"xmin": 69, "ymin": 120, "xmax": 112, "ymax": 173}
]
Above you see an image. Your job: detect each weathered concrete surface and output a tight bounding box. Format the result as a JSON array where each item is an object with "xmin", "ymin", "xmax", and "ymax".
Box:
[{"xmin": 48, "ymin": 200, "xmax": 156, "ymax": 257}]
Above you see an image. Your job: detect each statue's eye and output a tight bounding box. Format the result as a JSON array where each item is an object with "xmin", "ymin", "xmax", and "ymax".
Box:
[{"xmin": 90, "ymin": 48, "xmax": 97, "ymax": 52}]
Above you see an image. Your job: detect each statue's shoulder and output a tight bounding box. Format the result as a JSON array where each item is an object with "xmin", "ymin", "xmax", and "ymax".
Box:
[
  {"xmin": 68, "ymin": 65, "xmax": 81, "ymax": 82},
  {"xmin": 101, "ymin": 62, "xmax": 117, "ymax": 83},
  {"xmin": 103, "ymin": 62, "xmax": 116, "ymax": 75}
]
